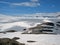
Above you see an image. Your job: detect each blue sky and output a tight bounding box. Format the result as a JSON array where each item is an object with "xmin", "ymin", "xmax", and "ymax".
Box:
[{"xmin": 0, "ymin": 0, "xmax": 60, "ymax": 16}]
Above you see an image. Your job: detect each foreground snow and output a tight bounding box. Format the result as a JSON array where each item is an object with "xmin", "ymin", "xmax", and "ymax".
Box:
[{"xmin": 0, "ymin": 32, "xmax": 60, "ymax": 45}]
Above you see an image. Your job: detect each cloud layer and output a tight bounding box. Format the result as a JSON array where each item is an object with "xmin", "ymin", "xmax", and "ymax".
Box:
[
  {"xmin": 31, "ymin": 0, "xmax": 39, "ymax": 2},
  {"xmin": 0, "ymin": 0, "xmax": 40, "ymax": 7},
  {"xmin": 12, "ymin": 2, "xmax": 40, "ymax": 7}
]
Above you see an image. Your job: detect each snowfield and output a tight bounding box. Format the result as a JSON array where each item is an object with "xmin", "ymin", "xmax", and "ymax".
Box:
[
  {"xmin": 0, "ymin": 32, "xmax": 60, "ymax": 45},
  {"xmin": 0, "ymin": 14, "xmax": 60, "ymax": 45}
]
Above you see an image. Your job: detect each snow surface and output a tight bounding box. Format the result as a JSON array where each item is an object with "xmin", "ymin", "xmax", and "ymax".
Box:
[
  {"xmin": 0, "ymin": 32, "xmax": 60, "ymax": 45},
  {"xmin": 0, "ymin": 14, "xmax": 60, "ymax": 45},
  {"xmin": 0, "ymin": 14, "xmax": 59, "ymax": 32}
]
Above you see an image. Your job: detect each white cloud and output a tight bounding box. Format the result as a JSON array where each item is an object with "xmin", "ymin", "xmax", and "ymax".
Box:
[
  {"xmin": 0, "ymin": 12, "xmax": 60, "ymax": 23},
  {"xmin": 12, "ymin": 0, "xmax": 40, "ymax": 7},
  {"xmin": 0, "ymin": 0, "xmax": 40, "ymax": 7},
  {"xmin": 30, "ymin": 0, "xmax": 39, "ymax": 2},
  {"xmin": 12, "ymin": 2, "xmax": 40, "ymax": 7},
  {"xmin": 0, "ymin": 14, "xmax": 19, "ymax": 23}
]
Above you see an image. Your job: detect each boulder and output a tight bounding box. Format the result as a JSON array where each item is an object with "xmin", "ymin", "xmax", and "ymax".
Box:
[{"xmin": 0, "ymin": 38, "xmax": 25, "ymax": 45}]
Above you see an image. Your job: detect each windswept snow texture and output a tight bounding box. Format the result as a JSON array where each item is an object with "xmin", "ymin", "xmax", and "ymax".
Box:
[
  {"xmin": 0, "ymin": 32, "xmax": 60, "ymax": 45},
  {"xmin": 0, "ymin": 14, "xmax": 60, "ymax": 45},
  {"xmin": 0, "ymin": 21, "xmax": 34, "ymax": 31},
  {"xmin": 0, "ymin": 14, "xmax": 60, "ymax": 32},
  {"xmin": 0, "ymin": 14, "xmax": 43, "ymax": 31}
]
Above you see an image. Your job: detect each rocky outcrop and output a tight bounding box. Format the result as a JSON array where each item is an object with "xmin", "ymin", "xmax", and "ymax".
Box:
[
  {"xmin": 12, "ymin": 37, "xmax": 20, "ymax": 40},
  {"xmin": 27, "ymin": 40, "xmax": 36, "ymax": 43},
  {"xmin": 0, "ymin": 38, "xmax": 25, "ymax": 45},
  {"xmin": 6, "ymin": 30, "xmax": 17, "ymax": 32}
]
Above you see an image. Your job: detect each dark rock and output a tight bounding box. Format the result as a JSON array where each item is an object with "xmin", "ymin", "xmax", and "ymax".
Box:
[
  {"xmin": 0, "ymin": 38, "xmax": 25, "ymax": 45},
  {"xmin": 6, "ymin": 30, "xmax": 17, "ymax": 32},
  {"xmin": 12, "ymin": 37, "xmax": 20, "ymax": 40},
  {"xmin": 23, "ymin": 29, "xmax": 26, "ymax": 31},
  {"xmin": 27, "ymin": 40, "xmax": 36, "ymax": 43},
  {"xmin": 0, "ymin": 32, "xmax": 6, "ymax": 34}
]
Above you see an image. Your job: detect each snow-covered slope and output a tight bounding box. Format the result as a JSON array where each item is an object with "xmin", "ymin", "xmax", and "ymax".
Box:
[
  {"xmin": 0, "ymin": 21, "xmax": 33, "ymax": 31},
  {"xmin": 0, "ymin": 14, "xmax": 42, "ymax": 32},
  {"xmin": 0, "ymin": 13, "xmax": 60, "ymax": 32},
  {"xmin": 0, "ymin": 13, "xmax": 60, "ymax": 45},
  {"xmin": 0, "ymin": 32, "xmax": 60, "ymax": 45}
]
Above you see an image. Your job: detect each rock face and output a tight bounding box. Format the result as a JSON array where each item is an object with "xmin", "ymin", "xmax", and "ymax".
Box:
[
  {"xmin": 0, "ymin": 38, "xmax": 25, "ymax": 45},
  {"xmin": 27, "ymin": 40, "xmax": 36, "ymax": 43},
  {"xmin": 6, "ymin": 30, "xmax": 17, "ymax": 32},
  {"xmin": 24, "ymin": 22, "xmax": 56, "ymax": 34},
  {"xmin": 12, "ymin": 37, "xmax": 20, "ymax": 40}
]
